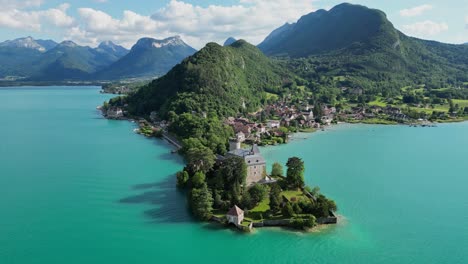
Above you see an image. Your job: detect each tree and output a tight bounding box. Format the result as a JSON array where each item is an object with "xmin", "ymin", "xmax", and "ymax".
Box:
[
  {"xmin": 220, "ymin": 156, "xmax": 247, "ymax": 189},
  {"xmin": 241, "ymin": 191, "xmax": 254, "ymax": 209},
  {"xmin": 292, "ymin": 203, "xmax": 302, "ymax": 214},
  {"xmin": 271, "ymin": 162, "xmax": 284, "ymax": 177},
  {"xmin": 191, "ymin": 171, "xmax": 206, "ymax": 188},
  {"xmin": 248, "ymin": 184, "xmax": 268, "ymax": 205},
  {"xmin": 186, "ymin": 146, "xmax": 216, "ymax": 174},
  {"xmin": 176, "ymin": 170, "xmax": 189, "ymax": 188},
  {"xmin": 269, "ymin": 184, "xmax": 282, "ymax": 212},
  {"xmin": 189, "ymin": 183, "xmax": 213, "ymax": 220},
  {"xmin": 286, "ymin": 157, "xmax": 305, "ymax": 188},
  {"xmin": 282, "ymin": 202, "xmax": 294, "ymax": 218}
]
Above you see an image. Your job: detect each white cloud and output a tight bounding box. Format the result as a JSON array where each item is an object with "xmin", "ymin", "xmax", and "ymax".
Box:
[
  {"xmin": 69, "ymin": 0, "xmax": 316, "ymax": 48},
  {"xmin": 402, "ymin": 20, "xmax": 449, "ymax": 38},
  {"xmin": 0, "ymin": 0, "xmax": 43, "ymax": 9},
  {"xmin": 0, "ymin": 2, "xmax": 74, "ymax": 32},
  {"xmin": 400, "ymin": 4, "xmax": 433, "ymax": 17}
]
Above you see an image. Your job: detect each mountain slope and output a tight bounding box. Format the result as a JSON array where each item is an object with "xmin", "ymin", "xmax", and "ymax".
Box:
[
  {"xmin": 259, "ymin": 3, "xmax": 400, "ymax": 57},
  {"xmin": 0, "ymin": 37, "xmax": 57, "ymax": 78},
  {"xmin": 96, "ymin": 41, "xmax": 129, "ymax": 60},
  {"xmin": 259, "ymin": 3, "xmax": 468, "ymax": 89},
  {"xmin": 96, "ymin": 36, "xmax": 196, "ymax": 80},
  {"xmin": 223, "ymin": 37, "xmax": 237, "ymax": 46},
  {"xmin": 124, "ymin": 40, "xmax": 290, "ymax": 117},
  {"xmin": 29, "ymin": 41, "xmax": 121, "ymax": 80},
  {"xmin": 0, "ymin": 37, "xmax": 57, "ymax": 52}
]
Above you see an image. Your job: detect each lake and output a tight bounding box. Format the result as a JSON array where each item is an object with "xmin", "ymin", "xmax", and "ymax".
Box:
[{"xmin": 1, "ymin": 86, "xmax": 467, "ymax": 264}]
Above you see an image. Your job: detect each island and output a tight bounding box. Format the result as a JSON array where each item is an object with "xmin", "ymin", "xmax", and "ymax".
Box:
[{"xmin": 177, "ymin": 138, "xmax": 337, "ymax": 232}]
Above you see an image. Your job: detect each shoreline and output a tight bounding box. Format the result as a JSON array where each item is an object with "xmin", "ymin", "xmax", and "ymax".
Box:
[{"xmin": 99, "ymin": 105, "xmax": 466, "ymax": 234}]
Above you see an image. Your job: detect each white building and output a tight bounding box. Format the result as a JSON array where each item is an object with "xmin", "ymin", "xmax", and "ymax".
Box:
[
  {"xmin": 267, "ymin": 120, "xmax": 281, "ymax": 129},
  {"xmin": 226, "ymin": 205, "xmax": 244, "ymax": 226}
]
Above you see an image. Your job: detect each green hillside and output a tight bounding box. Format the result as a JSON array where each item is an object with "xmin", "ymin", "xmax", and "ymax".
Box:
[
  {"xmin": 256, "ymin": 3, "xmax": 468, "ymax": 99},
  {"xmin": 125, "ymin": 40, "xmax": 291, "ymax": 118}
]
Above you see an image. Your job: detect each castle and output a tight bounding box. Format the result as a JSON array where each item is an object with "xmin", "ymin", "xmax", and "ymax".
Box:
[{"xmin": 227, "ymin": 132, "xmax": 267, "ymax": 185}]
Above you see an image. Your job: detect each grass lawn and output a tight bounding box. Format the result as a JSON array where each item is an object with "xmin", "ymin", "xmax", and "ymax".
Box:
[
  {"xmin": 453, "ymin": 99, "xmax": 468, "ymax": 108},
  {"xmin": 348, "ymin": 118, "xmax": 397, "ymax": 125},
  {"xmin": 265, "ymin": 92, "xmax": 279, "ymax": 101},
  {"xmin": 368, "ymin": 96, "xmax": 388, "ymax": 107},
  {"xmin": 299, "ymin": 127, "xmax": 317, "ymax": 133},
  {"xmin": 281, "ymin": 190, "xmax": 304, "ymax": 202},
  {"xmin": 251, "ymin": 197, "xmax": 270, "ymax": 213},
  {"xmin": 212, "ymin": 209, "xmax": 226, "ymax": 218}
]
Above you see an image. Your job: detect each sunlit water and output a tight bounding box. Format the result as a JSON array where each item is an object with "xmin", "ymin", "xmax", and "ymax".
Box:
[{"xmin": 1, "ymin": 87, "xmax": 467, "ymax": 264}]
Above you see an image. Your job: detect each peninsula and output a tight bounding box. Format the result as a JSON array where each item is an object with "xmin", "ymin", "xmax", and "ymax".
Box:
[{"xmin": 103, "ymin": 3, "xmax": 468, "ymax": 231}]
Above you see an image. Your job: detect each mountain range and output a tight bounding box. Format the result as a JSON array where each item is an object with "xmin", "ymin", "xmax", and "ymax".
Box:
[
  {"xmin": 0, "ymin": 36, "xmax": 196, "ymax": 81},
  {"xmin": 1, "ymin": 3, "xmax": 467, "ymax": 86},
  {"xmin": 95, "ymin": 36, "xmax": 196, "ymax": 80},
  {"xmin": 118, "ymin": 3, "xmax": 468, "ymax": 122}
]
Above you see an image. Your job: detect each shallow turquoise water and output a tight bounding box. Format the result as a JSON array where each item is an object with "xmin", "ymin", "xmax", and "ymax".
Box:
[{"xmin": 0, "ymin": 87, "xmax": 467, "ymax": 264}]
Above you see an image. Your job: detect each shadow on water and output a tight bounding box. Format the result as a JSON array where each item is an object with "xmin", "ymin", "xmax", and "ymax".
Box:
[{"xmin": 119, "ymin": 175, "xmax": 195, "ymax": 224}]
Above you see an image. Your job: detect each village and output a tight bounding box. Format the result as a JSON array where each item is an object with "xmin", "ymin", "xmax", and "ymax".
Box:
[{"xmin": 100, "ymin": 95, "xmax": 450, "ymax": 232}]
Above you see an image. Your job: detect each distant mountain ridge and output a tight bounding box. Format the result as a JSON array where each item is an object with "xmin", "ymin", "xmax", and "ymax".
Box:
[
  {"xmin": 0, "ymin": 36, "xmax": 195, "ymax": 81},
  {"xmin": 0, "ymin": 36, "xmax": 57, "ymax": 52},
  {"xmin": 29, "ymin": 40, "xmax": 128, "ymax": 81},
  {"xmin": 95, "ymin": 36, "xmax": 197, "ymax": 80},
  {"xmin": 223, "ymin": 37, "xmax": 237, "ymax": 46}
]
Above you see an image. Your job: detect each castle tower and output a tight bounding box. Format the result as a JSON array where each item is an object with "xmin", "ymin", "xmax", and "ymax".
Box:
[{"xmin": 229, "ymin": 138, "xmax": 241, "ymax": 151}]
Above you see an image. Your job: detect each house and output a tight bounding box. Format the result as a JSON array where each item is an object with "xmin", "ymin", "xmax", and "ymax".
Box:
[
  {"xmin": 106, "ymin": 107, "xmax": 123, "ymax": 119},
  {"xmin": 257, "ymin": 124, "xmax": 266, "ymax": 134},
  {"xmin": 227, "ymin": 140, "xmax": 267, "ymax": 185},
  {"xmin": 226, "ymin": 205, "xmax": 244, "ymax": 226},
  {"xmin": 301, "ymin": 110, "xmax": 314, "ymax": 121},
  {"xmin": 267, "ymin": 120, "xmax": 281, "ymax": 129}
]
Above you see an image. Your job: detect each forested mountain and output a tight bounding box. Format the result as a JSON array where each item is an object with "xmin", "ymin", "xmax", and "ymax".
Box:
[
  {"xmin": 0, "ymin": 37, "xmax": 56, "ymax": 79},
  {"xmin": 29, "ymin": 41, "xmax": 123, "ymax": 81},
  {"xmin": 95, "ymin": 36, "xmax": 197, "ymax": 80},
  {"xmin": 123, "ymin": 40, "xmax": 291, "ymax": 118},
  {"xmin": 0, "ymin": 36, "xmax": 195, "ymax": 81},
  {"xmin": 258, "ymin": 3, "xmax": 468, "ymax": 96}
]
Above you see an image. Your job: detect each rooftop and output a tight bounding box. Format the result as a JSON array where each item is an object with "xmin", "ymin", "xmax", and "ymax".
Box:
[{"xmin": 227, "ymin": 205, "xmax": 243, "ymax": 216}]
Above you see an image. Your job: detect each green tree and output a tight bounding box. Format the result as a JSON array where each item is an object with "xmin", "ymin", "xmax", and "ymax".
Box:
[
  {"xmin": 271, "ymin": 162, "xmax": 284, "ymax": 177},
  {"xmin": 191, "ymin": 171, "xmax": 206, "ymax": 188},
  {"xmin": 293, "ymin": 203, "xmax": 302, "ymax": 214},
  {"xmin": 176, "ymin": 170, "xmax": 189, "ymax": 188},
  {"xmin": 241, "ymin": 191, "xmax": 254, "ymax": 209},
  {"xmin": 282, "ymin": 202, "xmax": 294, "ymax": 218},
  {"xmin": 186, "ymin": 146, "xmax": 216, "ymax": 174},
  {"xmin": 248, "ymin": 184, "xmax": 268, "ymax": 205},
  {"xmin": 189, "ymin": 183, "xmax": 214, "ymax": 220},
  {"xmin": 269, "ymin": 184, "xmax": 282, "ymax": 212},
  {"xmin": 286, "ymin": 157, "xmax": 305, "ymax": 188}
]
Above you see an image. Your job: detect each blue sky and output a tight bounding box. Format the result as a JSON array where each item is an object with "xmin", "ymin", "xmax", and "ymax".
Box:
[{"xmin": 0, "ymin": 0, "xmax": 466, "ymax": 49}]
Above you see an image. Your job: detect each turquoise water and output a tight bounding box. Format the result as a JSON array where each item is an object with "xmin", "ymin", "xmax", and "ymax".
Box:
[{"xmin": 0, "ymin": 87, "xmax": 467, "ymax": 264}]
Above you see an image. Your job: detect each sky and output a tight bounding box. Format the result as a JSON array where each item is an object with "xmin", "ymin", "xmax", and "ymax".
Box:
[{"xmin": 0, "ymin": 0, "xmax": 466, "ymax": 49}]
